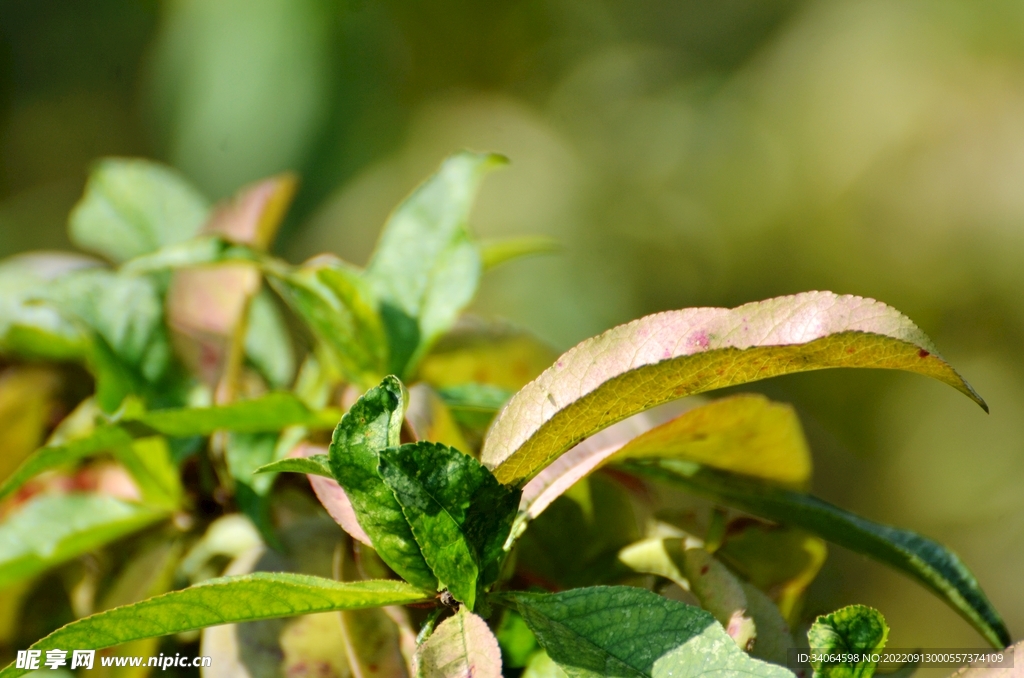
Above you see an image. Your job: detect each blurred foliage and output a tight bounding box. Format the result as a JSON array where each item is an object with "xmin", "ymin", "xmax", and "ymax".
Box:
[{"xmin": 3, "ymin": 0, "xmax": 1024, "ymax": 665}]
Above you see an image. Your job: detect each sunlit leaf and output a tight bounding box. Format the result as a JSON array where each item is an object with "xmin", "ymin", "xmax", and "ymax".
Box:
[
  {"xmin": 68, "ymin": 158, "xmax": 210, "ymax": 264},
  {"xmin": 716, "ymin": 519, "xmax": 828, "ymax": 622},
  {"xmin": 116, "ymin": 437, "xmax": 183, "ymax": 510},
  {"xmin": 244, "ymin": 289, "xmax": 295, "ymax": 389},
  {"xmin": 480, "ymin": 235, "xmax": 560, "ymax": 271},
  {"xmin": 496, "ymin": 610, "xmax": 539, "ymax": 669},
  {"xmin": 270, "ymin": 260, "xmax": 388, "ymax": 388},
  {"xmin": 328, "ymin": 376, "xmax": 437, "ymax": 590},
  {"xmin": 0, "ymin": 494, "xmax": 168, "ymax": 590},
  {"xmin": 628, "ymin": 461, "xmax": 1010, "ymax": 648},
  {"xmin": 0, "ymin": 574, "xmax": 431, "ymax": 678},
  {"xmin": 614, "ymin": 394, "xmax": 811, "ymax": 486},
  {"xmin": 522, "ymin": 651, "xmax": 568, "ymax": 678},
  {"xmin": 808, "ymin": 605, "xmax": 889, "ymax": 678},
  {"xmin": 502, "ymin": 586, "xmax": 793, "ymax": 678},
  {"xmin": 416, "ymin": 607, "xmax": 502, "ymax": 678},
  {"xmin": 255, "ymin": 454, "xmax": 333, "ymax": 479},
  {"xmin": 0, "ymin": 367, "xmax": 61, "ymax": 484},
  {"xmin": 483, "ymin": 292, "xmax": 987, "ymax": 486},
  {"xmin": 365, "ymin": 151, "xmax": 507, "ymax": 377},
  {"xmin": 378, "ymin": 441, "xmax": 520, "ymax": 609},
  {"xmin": 124, "ymin": 392, "xmax": 339, "ymax": 436},
  {"xmin": 418, "ymin": 318, "xmax": 556, "ymax": 392},
  {"xmin": 0, "ymin": 254, "xmax": 96, "ymax": 362}
]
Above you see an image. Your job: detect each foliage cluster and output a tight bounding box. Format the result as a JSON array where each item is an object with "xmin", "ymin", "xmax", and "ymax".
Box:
[{"xmin": 0, "ymin": 152, "xmax": 1013, "ymax": 678}]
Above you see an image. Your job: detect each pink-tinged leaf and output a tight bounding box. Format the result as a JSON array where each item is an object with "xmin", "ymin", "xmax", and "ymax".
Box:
[
  {"xmin": 483, "ymin": 291, "xmax": 986, "ymax": 486},
  {"xmin": 292, "ymin": 444, "xmax": 372, "ymax": 546},
  {"xmin": 516, "ymin": 395, "xmax": 810, "ymax": 534},
  {"xmin": 416, "ymin": 607, "xmax": 502, "ymax": 678},
  {"xmin": 519, "ymin": 410, "xmax": 666, "ymax": 525},
  {"xmin": 205, "ymin": 175, "xmax": 297, "ymax": 250}
]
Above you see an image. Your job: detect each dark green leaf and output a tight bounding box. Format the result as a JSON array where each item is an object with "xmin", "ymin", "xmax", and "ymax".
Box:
[
  {"xmin": 483, "ymin": 292, "xmax": 987, "ymax": 487},
  {"xmin": 808, "ymin": 606, "xmax": 889, "ymax": 678},
  {"xmin": 0, "ymin": 574, "xmax": 430, "ymax": 678},
  {"xmin": 126, "ymin": 392, "xmax": 339, "ymax": 436},
  {"xmin": 377, "ymin": 441, "xmax": 520, "ymax": 609},
  {"xmin": 628, "ymin": 461, "xmax": 1010, "ymax": 648},
  {"xmin": 365, "ymin": 151, "xmax": 507, "ymax": 377},
  {"xmin": 502, "ymin": 587, "xmax": 793, "ymax": 678},
  {"xmin": 0, "ymin": 494, "xmax": 168, "ymax": 589},
  {"xmin": 255, "ymin": 454, "xmax": 333, "ymax": 479},
  {"xmin": 68, "ymin": 158, "xmax": 210, "ymax": 263},
  {"xmin": 328, "ymin": 376, "xmax": 437, "ymax": 591}
]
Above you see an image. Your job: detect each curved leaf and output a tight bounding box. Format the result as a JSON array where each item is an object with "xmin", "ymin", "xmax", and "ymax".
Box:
[
  {"xmin": 480, "ymin": 236, "xmax": 560, "ymax": 271},
  {"xmin": 0, "ymin": 574, "xmax": 431, "ymax": 678},
  {"xmin": 628, "ymin": 461, "xmax": 1010, "ymax": 648},
  {"xmin": 68, "ymin": 158, "xmax": 210, "ymax": 264},
  {"xmin": 366, "ymin": 151, "xmax": 507, "ymax": 377},
  {"xmin": 0, "ymin": 494, "xmax": 168, "ymax": 589},
  {"xmin": 808, "ymin": 605, "xmax": 889, "ymax": 678},
  {"xmin": 328, "ymin": 377, "xmax": 437, "ymax": 590},
  {"xmin": 254, "ymin": 454, "xmax": 333, "ymax": 479},
  {"xmin": 502, "ymin": 586, "xmax": 793, "ymax": 678},
  {"xmin": 0, "ymin": 426, "xmax": 132, "ymax": 503},
  {"xmin": 270, "ymin": 261, "xmax": 389, "ymax": 389},
  {"xmin": 126, "ymin": 393, "xmax": 339, "ymax": 436},
  {"xmin": 416, "ymin": 607, "xmax": 503, "ymax": 678},
  {"xmin": 517, "ymin": 394, "xmax": 809, "ymax": 538},
  {"xmin": 483, "ymin": 292, "xmax": 986, "ymax": 486}
]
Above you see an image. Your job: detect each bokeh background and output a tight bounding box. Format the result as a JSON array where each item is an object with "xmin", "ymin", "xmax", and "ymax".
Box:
[{"xmin": 2, "ymin": 0, "xmax": 1023, "ymax": 661}]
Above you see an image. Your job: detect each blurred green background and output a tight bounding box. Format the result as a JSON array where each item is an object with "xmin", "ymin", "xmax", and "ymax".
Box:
[{"xmin": 2, "ymin": 0, "xmax": 1022, "ymax": 659}]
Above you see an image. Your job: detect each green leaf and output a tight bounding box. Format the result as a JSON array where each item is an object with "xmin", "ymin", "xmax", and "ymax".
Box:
[
  {"xmin": 628, "ymin": 461, "xmax": 1010, "ymax": 648},
  {"xmin": 0, "ymin": 426, "xmax": 133, "ymax": 503},
  {"xmin": 255, "ymin": 454, "xmax": 334, "ymax": 479},
  {"xmin": 416, "ymin": 606, "xmax": 503, "ymax": 678},
  {"xmin": 0, "ymin": 253, "xmax": 95, "ymax": 361},
  {"xmin": 502, "ymin": 586, "xmax": 793, "ymax": 678},
  {"xmin": 523, "ymin": 651, "xmax": 568, "ymax": 678},
  {"xmin": 497, "ymin": 610, "xmax": 540, "ymax": 669},
  {"xmin": 125, "ymin": 392, "xmax": 339, "ymax": 436},
  {"xmin": 418, "ymin": 318, "xmax": 557, "ymax": 392},
  {"xmin": 117, "ymin": 436, "xmax": 183, "ymax": 510},
  {"xmin": 328, "ymin": 376, "xmax": 437, "ymax": 591},
  {"xmin": 43, "ymin": 269, "xmax": 173, "ymax": 402},
  {"xmin": 437, "ymin": 383, "xmax": 515, "ymax": 430},
  {"xmin": 365, "ymin": 151, "xmax": 507, "ymax": 377},
  {"xmin": 0, "ymin": 574, "xmax": 431, "ymax": 678},
  {"xmin": 270, "ymin": 261, "xmax": 388, "ymax": 388},
  {"xmin": 617, "ymin": 539, "xmax": 756, "ymax": 651},
  {"xmin": 0, "ymin": 494, "xmax": 168, "ymax": 590},
  {"xmin": 377, "ymin": 441, "xmax": 520, "ymax": 609},
  {"xmin": 244, "ymin": 288, "xmax": 295, "ymax": 389},
  {"xmin": 480, "ymin": 235, "xmax": 560, "ymax": 271},
  {"xmin": 716, "ymin": 520, "xmax": 828, "ymax": 623},
  {"xmin": 808, "ymin": 605, "xmax": 889, "ymax": 678},
  {"xmin": 483, "ymin": 292, "xmax": 987, "ymax": 486},
  {"xmin": 68, "ymin": 158, "xmax": 210, "ymax": 264}
]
